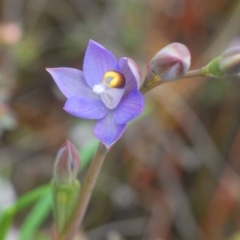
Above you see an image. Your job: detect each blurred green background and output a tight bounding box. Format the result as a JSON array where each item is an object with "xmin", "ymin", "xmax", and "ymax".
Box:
[{"xmin": 1, "ymin": 0, "xmax": 240, "ymax": 239}]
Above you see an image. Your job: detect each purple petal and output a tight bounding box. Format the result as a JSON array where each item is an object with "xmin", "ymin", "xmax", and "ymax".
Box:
[
  {"xmin": 46, "ymin": 67, "xmax": 96, "ymax": 99},
  {"xmin": 64, "ymin": 96, "xmax": 108, "ymax": 119},
  {"xmin": 113, "ymin": 90, "xmax": 144, "ymax": 124},
  {"xmin": 118, "ymin": 58, "xmax": 142, "ymax": 94},
  {"xmin": 83, "ymin": 40, "xmax": 118, "ymax": 88},
  {"xmin": 93, "ymin": 112, "xmax": 126, "ymax": 148}
]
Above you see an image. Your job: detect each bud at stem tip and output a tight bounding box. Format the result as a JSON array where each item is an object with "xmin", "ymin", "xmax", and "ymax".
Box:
[
  {"xmin": 53, "ymin": 140, "xmax": 81, "ymax": 185},
  {"xmin": 149, "ymin": 42, "xmax": 191, "ymax": 81}
]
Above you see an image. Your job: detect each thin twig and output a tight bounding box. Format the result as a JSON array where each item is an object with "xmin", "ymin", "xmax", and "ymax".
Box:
[
  {"xmin": 141, "ymin": 69, "xmax": 205, "ymax": 94},
  {"xmin": 60, "ymin": 142, "xmax": 109, "ymax": 240},
  {"xmin": 184, "ymin": 69, "xmax": 203, "ymax": 78},
  {"xmin": 140, "ymin": 78, "xmax": 165, "ymax": 94}
]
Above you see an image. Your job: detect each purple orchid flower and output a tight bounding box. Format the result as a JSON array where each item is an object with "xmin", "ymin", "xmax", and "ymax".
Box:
[{"xmin": 46, "ymin": 40, "xmax": 144, "ymax": 148}]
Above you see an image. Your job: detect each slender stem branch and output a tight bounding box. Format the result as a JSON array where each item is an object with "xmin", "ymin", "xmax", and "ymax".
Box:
[
  {"xmin": 140, "ymin": 79, "xmax": 165, "ymax": 94},
  {"xmin": 60, "ymin": 142, "xmax": 109, "ymax": 240},
  {"xmin": 184, "ymin": 69, "xmax": 204, "ymax": 78},
  {"xmin": 141, "ymin": 68, "xmax": 205, "ymax": 94}
]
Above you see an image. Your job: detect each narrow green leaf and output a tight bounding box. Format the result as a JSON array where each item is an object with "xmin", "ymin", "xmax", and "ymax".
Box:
[
  {"xmin": 14, "ymin": 184, "xmax": 50, "ymax": 213},
  {"xmin": 0, "ymin": 208, "xmax": 14, "ymax": 240},
  {"xmin": 0, "ymin": 184, "xmax": 50, "ymax": 240},
  {"xmin": 19, "ymin": 191, "xmax": 52, "ymax": 240}
]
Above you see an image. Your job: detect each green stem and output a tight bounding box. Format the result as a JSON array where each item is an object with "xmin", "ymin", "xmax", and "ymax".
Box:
[
  {"xmin": 184, "ymin": 69, "xmax": 203, "ymax": 78},
  {"xmin": 140, "ymin": 75, "xmax": 164, "ymax": 94},
  {"xmin": 141, "ymin": 68, "xmax": 206, "ymax": 94},
  {"xmin": 60, "ymin": 142, "xmax": 109, "ymax": 240}
]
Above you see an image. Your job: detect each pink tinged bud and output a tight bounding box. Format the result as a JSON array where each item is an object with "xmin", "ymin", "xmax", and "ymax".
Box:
[
  {"xmin": 219, "ymin": 47, "xmax": 240, "ymax": 75},
  {"xmin": 149, "ymin": 42, "xmax": 191, "ymax": 81},
  {"xmin": 53, "ymin": 140, "xmax": 80, "ymax": 185},
  {"xmin": 202, "ymin": 47, "xmax": 240, "ymax": 77}
]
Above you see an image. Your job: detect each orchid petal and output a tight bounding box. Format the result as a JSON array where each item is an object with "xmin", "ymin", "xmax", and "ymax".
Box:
[
  {"xmin": 113, "ymin": 90, "xmax": 144, "ymax": 124},
  {"xmin": 101, "ymin": 88, "xmax": 125, "ymax": 109},
  {"xmin": 83, "ymin": 40, "xmax": 118, "ymax": 88},
  {"xmin": 94, "ymin": 112, "xmax": 126, "ymax": 148},
  {"xmin": 118, "ymin": 58, "xmax": 142, "ymax": 94},
  {"xmin": 46, "ymin": 68, "xmax": 96, "ymax": 99},
  {"xmin": 64, "ymin": 96, "xmax": 108, "ymax": 119}
]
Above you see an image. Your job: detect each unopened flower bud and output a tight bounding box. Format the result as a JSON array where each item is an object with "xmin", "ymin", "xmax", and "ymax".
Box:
[
  {"xmin": 219, "ymin": 47, "xmax": 240, "ymax": 75},
  {"xmin": 53, "ymin": 140, "xmax": 80, "ymax": 185},
  {"xmin": 202, "ymin": 47, "xmax": 240, "ymax": 77},
  {"xmin": 149, "ymin": 42, "xmax": 191, "ymax": 81},
  {"xmin": 51, "ymin": 140, "xmax": 81, "ymax": 235}
]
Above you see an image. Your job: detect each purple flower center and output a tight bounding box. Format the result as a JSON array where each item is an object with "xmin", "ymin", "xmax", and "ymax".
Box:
[{"xmin": 92, "ymin": 70, "xmax": 126, "ymax": 109}]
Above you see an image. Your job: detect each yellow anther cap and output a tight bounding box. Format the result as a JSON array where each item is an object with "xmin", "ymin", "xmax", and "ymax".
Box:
[{"xmin": 103, "ymin": 71, "xmax": 125, "ymax": 88}]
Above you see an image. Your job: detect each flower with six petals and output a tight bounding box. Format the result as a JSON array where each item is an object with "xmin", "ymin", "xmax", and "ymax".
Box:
[{"xmin": 47, "ymin": 40, "xmax": 144, "ymax": 148}]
